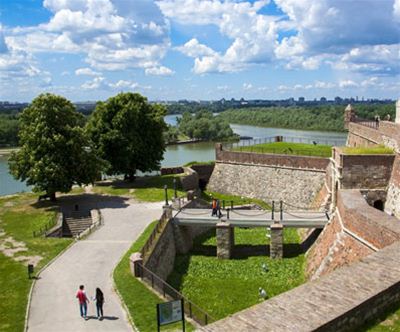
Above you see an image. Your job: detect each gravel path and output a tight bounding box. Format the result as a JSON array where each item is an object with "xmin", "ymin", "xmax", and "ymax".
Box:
[{"xmin": 27, "ymin": 197, "xmax": 163, "ymax": 332}]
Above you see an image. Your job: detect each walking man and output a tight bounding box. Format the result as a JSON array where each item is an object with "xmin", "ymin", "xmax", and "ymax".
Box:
[{"xmin": 76, "ymin": 285, "xmax": 90, "ymax": 319}]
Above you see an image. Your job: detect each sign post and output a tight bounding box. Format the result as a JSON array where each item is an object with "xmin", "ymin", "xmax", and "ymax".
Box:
[{"xmin": 157, "ymin": 299, "xmax": 185, "ymax": 332}]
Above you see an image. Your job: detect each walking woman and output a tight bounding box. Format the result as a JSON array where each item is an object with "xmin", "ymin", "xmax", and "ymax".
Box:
[{"xmin": 95, "ymin": 288, "xmax": 105, "ymax": 319}]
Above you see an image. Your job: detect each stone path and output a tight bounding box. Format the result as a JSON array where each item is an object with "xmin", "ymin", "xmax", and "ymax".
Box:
[{"xmin": 27, "ymin": 197, "xmax": 163, "ymax": 332}]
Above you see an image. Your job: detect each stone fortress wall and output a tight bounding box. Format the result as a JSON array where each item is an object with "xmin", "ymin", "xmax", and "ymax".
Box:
[{"xmin": 207, "ymin": 143, "xmax": 329, "ymax": 208}]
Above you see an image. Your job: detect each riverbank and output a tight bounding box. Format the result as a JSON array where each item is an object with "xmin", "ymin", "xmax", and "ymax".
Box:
[{"xmin": 0, "ymin": 148, "xmax": 18, "ymax": 157}]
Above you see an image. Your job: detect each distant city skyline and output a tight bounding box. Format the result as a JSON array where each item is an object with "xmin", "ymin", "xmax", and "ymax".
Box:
[{"xmin": 0, "ymin": 0, "xmax": 399, "ymax": 102}]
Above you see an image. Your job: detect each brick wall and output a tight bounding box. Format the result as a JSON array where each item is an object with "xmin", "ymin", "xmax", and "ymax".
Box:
[{"xmin": 338, "ymin": 153, "xmax": 395, "ymax": 189}]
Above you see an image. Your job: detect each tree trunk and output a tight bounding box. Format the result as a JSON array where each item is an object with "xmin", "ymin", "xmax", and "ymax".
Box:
[
  {"xmin": 49, "ymin": 192, "xmax": 56, "ymax": 202},
  {"xmin": 126, "ymin": 172, "xmax": 136, "ymax": 182}
]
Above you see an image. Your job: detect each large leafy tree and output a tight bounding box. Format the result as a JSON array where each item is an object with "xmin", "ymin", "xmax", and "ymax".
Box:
[
  {"xmin": 9, "ymin": 93, "xmax": 101, "ymax": 200},
  {"xmin": 87, "ymin": 92, "xmax": 166, "ymax": 180}
]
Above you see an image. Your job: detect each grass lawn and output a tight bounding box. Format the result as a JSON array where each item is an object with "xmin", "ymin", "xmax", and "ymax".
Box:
[
  {"xmin": 342, "ymin": 145, "xmax": 394, "ymax": 155},
  {"xmin": 113, "ymin": 221, "xmax": 194, "ymax": 332},
  {"xmin": 93, "ymin": 174, "xmax": 186, "ymax": 202},
  {"xmin": 0, "ymin": 194, "xmax": 73, "ymax": 332},
  {"xmin": 234, "ymin": 142, "xmax": 332, "ymax": 157},
  {"xmin": 167, "ymin": 227, "xmax": 305, "ymax": 320},
  {"xmin": 202, "ymin": 191, "xmax": 271, "ymax": 210}
]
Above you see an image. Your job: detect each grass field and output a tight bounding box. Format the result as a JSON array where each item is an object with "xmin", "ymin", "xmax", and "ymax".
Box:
[
  {"xmin": 342, "ymin": 145, "xmax": 394, "ymax": 155},
  {"xmin": 234, "ymin": 142, "xmax": 332, "ymax": 157},
  {"xmin": 93, "ymin": 174, "xmax": 186, "ymax": 202},
  {"xmin": 0, "ymin": 194, "xmax": 73, "ymax": 332},
  {"xmin": 167, "ymin": 227, "xmax": 305, "ymax": 320},
  {"xmin": 113, "ymin": 221, "xmax": 194, "ymax": 332}
]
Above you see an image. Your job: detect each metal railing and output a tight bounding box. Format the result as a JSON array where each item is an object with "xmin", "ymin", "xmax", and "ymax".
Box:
[
  {"xmin": 351, "ymin": 118, "xmax": 379, "ymax": 129},
  {"xmin": 137, "ymin": 262, "xmax": 216, "ymax": 326},
  {"xmin": 224, "ymin": 136, "xmax": 346, "ymax": 152}
]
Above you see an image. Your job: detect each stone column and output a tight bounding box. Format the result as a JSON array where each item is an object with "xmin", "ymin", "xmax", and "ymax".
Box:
[
  {"xmin": 216, "ymin": 222, "xmax": 234, "ymax": 259},
  {"xmin": 270, "ymin": 223, "xmax": 283, "ymax": 259},
  {"xmin": 129, "ymin": 252, "xmax": 143, "ymax": 277},
  {"xmin": 395, "ymin": 99, "xmax": 400, "ymax": 124},
  {"xmin": 163, "ymin": 204, "xmax": 173, "ymax": 219}
]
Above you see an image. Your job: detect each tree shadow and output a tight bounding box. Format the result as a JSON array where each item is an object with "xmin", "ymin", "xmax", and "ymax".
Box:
[{"xmin": 31, "ymin": 193, "xmax": 131, "ymax": 212}]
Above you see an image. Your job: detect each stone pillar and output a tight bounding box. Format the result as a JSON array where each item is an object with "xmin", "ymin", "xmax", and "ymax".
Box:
[
  {"xmin": 396, "ymin": 100, "xmax": 400, "ymax": 124},
  {"xmin": 344, "ymin": 104, "xmax": 355, "ymax": 129},
  {"xmin": 216, "ymin": 222, "xmax": 234, "ymax": 259},
  {"xmin": 270, "ymin": 223, "xmax": 283, "ymax": 259},
  {"xmin": 163, "ymin": 204, "xmax": 173, "ymax": 219},
  {"xmin": 129, "ymin": 252, "xmax": 143, "ymax": 277}
]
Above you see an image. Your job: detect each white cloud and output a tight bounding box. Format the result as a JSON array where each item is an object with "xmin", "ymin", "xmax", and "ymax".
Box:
[
  {"xmin": 161, "ymin": 0, "xmax": 278, "ymax": 74},
  {"xmin": 243, "ymin": 83, "xmax": 253, "ymax": 90},
  {"xmin": 339, "ymin": 80, "xmax": 358, "ymax": 89},
  {"xmin": 145, "ymin": 66, "xmax": 174, "ymax": 76},
  {"xmin": 176, "ymin": 38, "xmax": 216, "ymax": 58},
  {"xmin": 81, "ymin": 76, "xmax": 107, "ymax": 90},
  {"xmin": 75, "ymin": 67, "xmax": 100, "ymax": 76}
]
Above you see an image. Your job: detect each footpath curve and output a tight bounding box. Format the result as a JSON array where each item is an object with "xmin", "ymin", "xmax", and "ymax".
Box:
[{"xmin": 27, "ymin": 197, "xmax": 163, "ymax": 332}]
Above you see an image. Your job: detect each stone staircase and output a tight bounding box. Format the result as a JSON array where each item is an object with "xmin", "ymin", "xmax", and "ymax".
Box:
[{"xmin": 62, "ymin": 212, "xmax": 93, "ymax": 237}]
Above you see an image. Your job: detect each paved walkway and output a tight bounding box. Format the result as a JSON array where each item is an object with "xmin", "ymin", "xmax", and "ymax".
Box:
[{"xmin": 27, "ymin": 196, "xmax": 163, "ymax": 332}]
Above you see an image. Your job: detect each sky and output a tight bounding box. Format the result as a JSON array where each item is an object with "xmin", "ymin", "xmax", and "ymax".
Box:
[{"xmin": 0, "ymin": 0, "xmax": 399, "ymax": 102}]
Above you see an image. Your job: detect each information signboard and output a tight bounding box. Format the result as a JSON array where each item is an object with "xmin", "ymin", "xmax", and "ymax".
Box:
[{"xmin": 157, "ymin": 299, "xmax": 185, "ymax": 331}]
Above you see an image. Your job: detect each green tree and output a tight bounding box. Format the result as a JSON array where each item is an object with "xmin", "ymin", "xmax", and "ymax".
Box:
[
  {"xmin": 87, "ymin": 92, "xmax": 166, "ymax": 180},
  {"xmin": 8, "ymin": 93, "xmax": 101, "ymax": 201}
]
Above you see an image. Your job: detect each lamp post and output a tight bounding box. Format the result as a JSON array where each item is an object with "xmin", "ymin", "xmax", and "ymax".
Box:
[
  {"xmin": 173, "ymin": 178, "xmax": 177, "ymax": 199},
  {"xmin": 164, "ymin": 185, "xmax": 169, "ymax": 206}
]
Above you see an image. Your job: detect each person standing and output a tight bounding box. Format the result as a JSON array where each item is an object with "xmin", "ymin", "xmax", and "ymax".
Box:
[
  {"xmin": 216, "ymin": 199, "xmax": 222, "ymax": 218},
  {"xmin": 95, "ymin": 288, "xmax": 105, "ymax": 319},
  {"xmin": 211, "ymin": 198, "xmax": 217, "ymax": 217},
  {"xmin": 76, "ymin": 285, "xmax": 89, "ymax": 319}
]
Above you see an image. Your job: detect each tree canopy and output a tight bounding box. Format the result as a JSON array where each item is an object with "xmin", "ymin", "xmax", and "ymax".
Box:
[
  {"xmin": 178, "ymin": 110, "xmax": 237, "ymax": 140},
  {"xmin": 87, "ymin": 92, "xmax": 166, "ymax": 180},
  {"xmin": 8, "ymin": 93, "xmax": 101, "ymax": 200}
]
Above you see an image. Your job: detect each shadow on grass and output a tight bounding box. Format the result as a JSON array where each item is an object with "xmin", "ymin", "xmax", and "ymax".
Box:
[
  {"xmin": 31, "ymin": 193, "xmax": 131, "ymax": 213},
  {"xmin": 95, "ymin": 174, "xmax": 183, "ymax": 190}
]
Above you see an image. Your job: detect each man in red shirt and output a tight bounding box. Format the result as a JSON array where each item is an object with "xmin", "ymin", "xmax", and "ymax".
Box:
[{"xmin": 76, "ymin": 285, "xmax": 90, "ymax": 319}]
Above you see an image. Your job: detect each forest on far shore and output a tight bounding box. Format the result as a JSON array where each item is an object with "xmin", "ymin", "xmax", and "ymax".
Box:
[{"xmin": 218, "ymin": 104, "xmax": 395, "ymax": 132}]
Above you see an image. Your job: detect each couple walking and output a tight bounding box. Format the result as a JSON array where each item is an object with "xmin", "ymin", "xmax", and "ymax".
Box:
[
  {"xmin": 211, "ymin": 198, "xmax": 222, "ymax": 218},
  {"xmin": 76, "ymin": 285, "xmax": 105, "ymax": 320}
]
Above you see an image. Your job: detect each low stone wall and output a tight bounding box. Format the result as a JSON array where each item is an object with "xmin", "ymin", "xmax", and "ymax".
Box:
[
  {"xmin": 160, "ymin": 166, "xmax": 184, "ymax": 175},
  {"xmin": 347, "ymin": 122, "xmax": 384, "ymax": 147},
  {"xmin": 199, "ymin": 241, "xmax": 400, "ymax": 332},
  {"xmin": 180, "ymin": 167, "xmax": 199, "ymax": 191},
  {"xmin": 208, "ymin": 163, "xmax": 325, "ymax": 208},
  {"xmin": 216, "ymin": 145, "xmax": 330, "ymax": 171},
  {"xmin": 144, "ymin": 221, "xmax": 177, "ymax": 280},
  {"xmin": 307, "ymin": 190, "xmax": 400, "ymax": 279}
]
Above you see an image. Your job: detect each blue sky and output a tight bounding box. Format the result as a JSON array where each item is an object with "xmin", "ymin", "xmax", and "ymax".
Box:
[{"xmin": 0, "ymin": 0, "xmax": 399, "ymax": 102}]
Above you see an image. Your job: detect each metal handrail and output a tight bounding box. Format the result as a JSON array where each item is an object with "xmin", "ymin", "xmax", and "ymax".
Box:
[{"xmin": 137, "ymin": 262, "xmax": 216, "ymax": 326}]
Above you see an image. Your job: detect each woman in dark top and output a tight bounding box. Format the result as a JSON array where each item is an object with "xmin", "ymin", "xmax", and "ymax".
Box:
[{"xmin": 95, "ymin": 288, "xmax": 104, "ymax": 319}]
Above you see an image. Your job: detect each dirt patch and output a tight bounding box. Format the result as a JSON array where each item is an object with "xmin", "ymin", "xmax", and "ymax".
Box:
[{"xmin": 0, "ymin": 236, "xmax": 42, "ymax": 266}]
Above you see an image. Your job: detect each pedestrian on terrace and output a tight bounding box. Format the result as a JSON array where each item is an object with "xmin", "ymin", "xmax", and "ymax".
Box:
[
  {"xmin": 211, "ymin": 198, "xmax": 217, "ymax": 217},
  {"xmin": 216, "ymin": 199, "xmax": 222, "ymax": 218}
]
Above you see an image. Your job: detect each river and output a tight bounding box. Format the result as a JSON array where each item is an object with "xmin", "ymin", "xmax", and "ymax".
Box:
[{"xmin": 0, "ymin": 114, "xmax": 347, "ymax": 196}]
